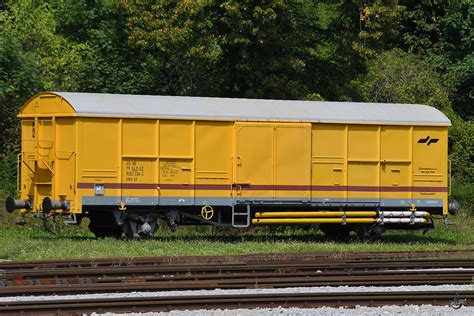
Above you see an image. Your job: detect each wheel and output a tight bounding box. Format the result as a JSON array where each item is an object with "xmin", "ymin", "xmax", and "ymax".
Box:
[
  {"xmin": 319, "ymin": 224, "xmax": 350, "ymax": 241},
  {"xmin": 121, "ymin": 218, "xmax": 135, "ymax": 239},
  {"xmin": 368, "ymin": 224, "xmax": 384, "ymax": 241},
  {"xmin": 88, "ymin": 212, "xmax": 123, "ymax": 238},
  {"xmin": 354, "ymin": 224, "xmax": 370, "ymax": 241},
  {"xmin": 354, "ymin": 224, "xmax": 384, "ymax": 242},
  {"xmin": 121, "ymin": 216, "xmax": 158, "ymax": 239}
]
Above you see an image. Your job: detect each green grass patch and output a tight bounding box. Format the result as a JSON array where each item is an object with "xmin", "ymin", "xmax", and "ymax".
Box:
[
  {"xmin": 0, "ymin": 213, "xmax": 472, "ymax": 261},
  {"xmin": 1, "ymin": 191, "xmax": 473, "ymax": 260}
]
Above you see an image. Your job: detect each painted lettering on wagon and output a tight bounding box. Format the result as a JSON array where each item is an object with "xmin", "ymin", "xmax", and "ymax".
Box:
[
  {"xmin": 160, "ymin": 161, "xmax": 180, "ymax": 181},
  {"xmin": 125, "ymin": 160, "xmax": 145, "ymax": 182},
  {"xmin": 419, "ymin": 167, "xmax": 437, "ymax": 174}
]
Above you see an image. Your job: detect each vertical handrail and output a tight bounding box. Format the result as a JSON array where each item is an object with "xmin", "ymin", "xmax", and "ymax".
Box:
[
  {"xmin": 16, "ymin": 153, "xmax": 21, "ymax": 197},
  {"xmin": 74, "ymin": 152, "xmax": 77, "ymax": 193},
  {"xmin": 448, "ymin": 159, "xmax": 452, "ymax": 196}
]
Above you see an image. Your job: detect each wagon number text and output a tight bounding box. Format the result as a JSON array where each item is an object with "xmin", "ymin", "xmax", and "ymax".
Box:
[{"xmin": 126, "ymin": 160, "xmax": 145, "ymax": 182}]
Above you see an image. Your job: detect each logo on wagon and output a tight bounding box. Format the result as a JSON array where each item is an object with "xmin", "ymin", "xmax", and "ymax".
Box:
[{"xmin": 417, "ymin": 136, "xmax": 439, "ymax": 146}]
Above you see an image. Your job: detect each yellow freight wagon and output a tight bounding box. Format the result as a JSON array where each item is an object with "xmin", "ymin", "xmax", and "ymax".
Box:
[{"xmin": 6, "ymin": 92, "xmax": 457, "ymax": 239}]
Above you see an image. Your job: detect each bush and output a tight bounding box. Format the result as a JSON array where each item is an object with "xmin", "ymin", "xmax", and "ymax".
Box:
[
  {"xmin": 0, "ymin": 150, "xmax": 18, "ymax": 198},
  {"xmin": 357, "ymin": 49, "xmax": 473, "ymax": 192},
  {"xmin": 357, "ymin": 49, "xmax": 451, "ymax": 111},
  {"xmin": 448, "ymin": 116, "xmax": 474, "ymax": 184},
  {"xmin": 451, "ymin": 182, "xmax": 474, "ymax": 215}
]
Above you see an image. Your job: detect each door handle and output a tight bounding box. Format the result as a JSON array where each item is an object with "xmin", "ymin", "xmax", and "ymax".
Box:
[{"xmin": 233, "ymin": 182, "xmax": 251, "ymax": 196}]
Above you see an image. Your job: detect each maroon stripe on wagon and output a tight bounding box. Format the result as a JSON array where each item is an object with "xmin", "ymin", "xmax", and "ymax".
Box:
[
  {"xmin": 77, "ymin": 183, "xmax": 448, "ymax": 192},
  {"xmin": 77, "ymin": 183, "xmax": 91, "ymax": 189},
  {"xmin": 77, "ymin": 183, "xmax": 156, "ymax": 189},
  {"xmin": 121, "ymin": 183, "xmax": 156, "ymax": 189},
  {"xmin": 160, "ymin": 184, "xmax": 194, "ymax": 190},
  {"xmin": 255, "ymin": 185, "xmax": 312, "ymax": 191},
  {"xmin": 311, "ymin": 185, "xmax": 346, "ymax": 191}
]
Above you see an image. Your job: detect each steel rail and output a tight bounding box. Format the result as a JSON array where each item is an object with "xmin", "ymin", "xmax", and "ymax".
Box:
[
  {"xmin": 2, "ymin": 258, "xmax": 474, "ymax": 283},
  {"xmin": 0, "ymin": 290, "xmax": 472, "ymax": 315},
  {"xmin": 3, "ymin": 258, "xmax": 474, "ymax": 277},
  {"xmin": 1, "ymin": 267, "xmax": 473, "ymax": 296},
  {"xmin": 1, "ymin": 252, "xmax": 473, "ymax": 297},
  {"xmin": 1, "ymin": 250, "xmax": 473, "ymax": 271}
]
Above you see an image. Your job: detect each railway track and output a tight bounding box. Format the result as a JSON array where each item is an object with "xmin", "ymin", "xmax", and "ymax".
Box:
[
  {"xmin": 1, "ymin": 250, "xmax": 473, "ymax": 296},
  {"xmin": 1, "ymin": 249, "xmax": 474, "ymax": 270},
  {"xmin": 1, "ymin": 250, "xmax": 473, "ymax": 314},
  {"xmin": 1, "ymin": 290, "xmax": 472, "ymax": 315}
]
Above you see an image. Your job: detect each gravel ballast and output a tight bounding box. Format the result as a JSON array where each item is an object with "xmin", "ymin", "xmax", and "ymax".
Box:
[
  {"xmin": 0, "ymin": 284, "xmax": 472, "ymax": 303},
  {"xmin": 95, "ymin": 305, "xmax": 474, "ymax": 316}
]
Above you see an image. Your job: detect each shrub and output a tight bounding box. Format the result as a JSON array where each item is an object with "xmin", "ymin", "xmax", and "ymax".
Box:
[{"xmin": 0, "ymin": 149, "xmax": 18, "ymax": 198}]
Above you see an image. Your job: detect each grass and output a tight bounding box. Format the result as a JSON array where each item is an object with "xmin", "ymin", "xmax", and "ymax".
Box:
[
  {"xmin": 0, "ymin": 211, "xmax": 472, "ymax": 261},
  {"xmin": 1, "ymin": 193, "xmax": 473, "ymax": 261}
]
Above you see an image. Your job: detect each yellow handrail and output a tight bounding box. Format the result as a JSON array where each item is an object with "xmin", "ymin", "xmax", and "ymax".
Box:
[
  {"xmin": 16, "ymin": 153, "xmax": 21, "ymax": 197},
  {"xmin": 448, "ymin": 159, "xmax": 452, "ymax": 196}
]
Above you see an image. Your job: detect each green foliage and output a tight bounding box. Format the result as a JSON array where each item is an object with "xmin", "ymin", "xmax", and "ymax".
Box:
[
  {"xmin": 46, "ymin": 0, "xmax": 151, "ymax": 93},
  {"xmin": 354, "ymin": 0, "xmax": 405, "ymax": 58},
  {"xmin": 452, "ymin": 182, "xmax": 474, "ymax": 214},
  {"xmin": 357, "ymin": 49, "xmax": 473, "ymax": 185},
  {"xmin": 400, "ymin": 0, "xmax": 474, "ymax": 120},
  {"xmin": 0, "ymin": 150, "xmax": 17, "ymax": 197},
  {"xmin": 357, "ymin": 49, "xmax": 451, "ymax": 111},
  {"xmin": 0, "ymin": 1, "xmax": 49, "ymax": 155},
  {"xmin": 448, "ymin": 116, "xmax": 474, "ymax": 185},
  {"xmin": 121, "ymin": 0, "xmax": 323, "ymax": 98},
  {"xmin": 0, "ymin": 0, "xmax": 472, "ymax": 218},
  {"xmin": 305, "ymin": 1, "xmax": 364, "ymax": 101},
  {"xmin": 0, "ymin": 32, "xmax": 41, "ymax": 155}
]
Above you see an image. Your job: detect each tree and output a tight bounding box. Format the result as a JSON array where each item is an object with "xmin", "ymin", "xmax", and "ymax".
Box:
[
  {"xmin": 120, "ymin": 0, "xmax": 326, "ymax": 99},
  {"xmin": 0, "ymin": 33, "xmax": 41, "ymax": 155},
  {"xmin": 358, "ymin": 49, "xmax": 451, "ymax": 110},
  {"xmin": 353, "ymin": 0, "xmax": 405, "ymax": 58},
  {"xmin": 400, "ymin": 0, "xmax": 473, "ymax": 120},
  {"xmin": 358, "ymin": 49, "xmax": 473, "ymax": 183},
  {"xmin": 46, "ymin": 0, "xmax": 152, "ymax": 94}
]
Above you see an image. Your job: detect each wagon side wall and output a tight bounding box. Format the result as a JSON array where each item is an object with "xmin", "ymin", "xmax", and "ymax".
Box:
[
  {"xmin": 311, "ymin": 123, "xmax": 448, "ymax": 214},
  {"xmin": 76, "ymin": 117, "xmax": 235, "ymax": 211},
  {"xmin": 17, "ymin": 93, "xmax": 448, "ymax": 217}
]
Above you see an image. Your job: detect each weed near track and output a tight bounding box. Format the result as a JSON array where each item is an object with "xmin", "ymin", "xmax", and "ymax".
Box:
[{"xmin": 0, "ymin": 213, "xmax": 472, "ymax": 260}]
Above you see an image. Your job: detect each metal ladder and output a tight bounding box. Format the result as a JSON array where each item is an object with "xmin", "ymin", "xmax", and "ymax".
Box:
[{"xmin": 232, "ymin": 205, "xmax": 250, "ymax": 228}]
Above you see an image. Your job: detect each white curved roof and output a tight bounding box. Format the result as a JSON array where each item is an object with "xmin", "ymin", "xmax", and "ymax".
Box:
[{"xmin": 53, "ymin": 92, "xmax": 450, "ymax": 125}]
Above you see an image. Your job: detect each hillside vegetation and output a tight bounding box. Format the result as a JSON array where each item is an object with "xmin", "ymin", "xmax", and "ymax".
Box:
[{"xmin": 0, "ymin": 1, "xmax": 472, "ymax": 214}]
